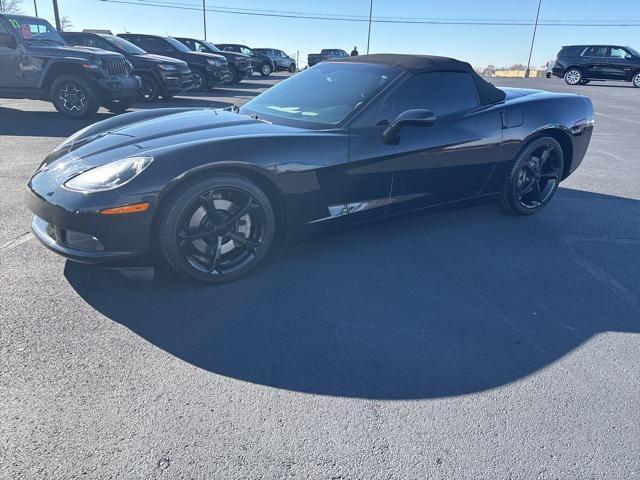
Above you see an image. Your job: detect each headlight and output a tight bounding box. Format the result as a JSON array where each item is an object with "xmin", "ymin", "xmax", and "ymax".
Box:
[
  {"xmin": 64, "ymin": 156, "xmax": 153, "ymax": 193},
  {"xmin": 158, "ymin": 63, "xmax": 178, "ymax": 71},
  {"xmin": 206, "ymin": 58, "xmax": 224, "ymax": 67}
]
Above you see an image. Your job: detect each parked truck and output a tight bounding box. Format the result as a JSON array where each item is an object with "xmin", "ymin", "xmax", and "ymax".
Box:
[
  {"xmin": 0, "ymin": 14, "xmax": 140, "ymax": 118},
  {"xmin": 307, "ymin": 49, "xmax": 348, "ymax": 67}
]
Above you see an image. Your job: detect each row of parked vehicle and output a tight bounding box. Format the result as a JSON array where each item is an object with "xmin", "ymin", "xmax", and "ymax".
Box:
[{"xmin": 0, "ymin": 13, "xmax": 299, "ymax": 118}]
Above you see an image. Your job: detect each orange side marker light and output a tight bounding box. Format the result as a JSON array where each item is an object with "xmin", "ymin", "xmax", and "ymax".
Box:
[{"xmin": 100, "ymin": 203, "xmax": 150, "ymax": 215}]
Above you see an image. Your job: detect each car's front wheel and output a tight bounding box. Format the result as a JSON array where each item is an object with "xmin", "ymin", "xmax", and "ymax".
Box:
[
  {"xmin": 103, "ymin": 97, "xmax": 135, "ymax": 114},
  {"xmin": 191, "ymin": 68, "xmax": 206, "ymax": 92},
  {"xmin": 564, "ymin": 68, "xmax": 582, "ymax": 85},
  {"xmin": 138, "ymin": 74, "xmax": 159, "ymax": 102},
  {"xmin": 289, "ymin": 63, "xmax": 296, "ymax": 73},
  {"xmin": 498, "ymin": 137, "xmax": 564, "ymax": 215},
  {"xmin": 157, "ymin": 175, "xmax": 276, "ymax": 283},
  {"xmin": 633, "ymin": 71, "xmax": 640, "ymax": 88},
  {"xmin": 50, "ymin": 75, "xmax": 100, "ymax": 119},
  {"xmin": 260, "ymin": 63, "xmax": 272, "ymax": 77}
]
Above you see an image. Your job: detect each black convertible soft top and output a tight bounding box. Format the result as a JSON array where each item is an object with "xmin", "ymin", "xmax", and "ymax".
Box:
[{"xmin": 333, "ymin": 53, "xmax": 506, "ymax": 106}]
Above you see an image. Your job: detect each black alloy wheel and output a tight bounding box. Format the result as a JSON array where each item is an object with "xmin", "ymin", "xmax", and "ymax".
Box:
[
  {"xmin": 633, "ymin": 72, "xmax": 640, "ymax": 88},
  {"xmin": 157, "ymin": 175, "xmax": 276, "ymax": 283},
  {"xmin": 191, "ymin": 69, "xmax": 206, "ymax": 92},
  {"xmin": 50, "ymin": 75, "xmax": 100, "ymax": 119},
  {"xmin": 138, "ymin": 74, "xmax": 159, "ymax": 102},
  {"xmin": 498, "ymin": 137, "xmax": 564, "ymax": 215}
]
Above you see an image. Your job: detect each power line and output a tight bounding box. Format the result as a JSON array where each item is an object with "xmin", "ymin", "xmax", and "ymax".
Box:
[{"xmin": 97, "ymin": 0, "xmax": 640, "ymax": 26}]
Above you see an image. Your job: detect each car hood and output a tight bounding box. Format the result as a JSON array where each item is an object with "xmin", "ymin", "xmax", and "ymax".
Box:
[
  {"xmin": 42, "ymin": 109, "xmax": 305, "ymax": 169},
  {"xmin": 132, "ymin": 53, "xmax": 186, "ymax": 66},
  {"xmin": 25, "ymin": 44, "xmax": 125, "ymax": 59},
  {"xmin": 182, "ymin": 51, "xmax": 226, "ymax": 63}
]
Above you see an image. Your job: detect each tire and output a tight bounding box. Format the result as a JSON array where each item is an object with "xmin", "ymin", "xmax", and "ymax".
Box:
[
  {"xmin": 156, "ymin": 174, "xmax": 276, "ymax": 283},
  {"xmin": 546, "ymin": 71, "xmax": 552, "ymax": 79},
  {"xmin": 50, "ymin": 74, "xmax": 100, "ymax": 119},
  {"xmin": 191, "ymin": 68, "xmax": 206, "ymax": 92},
  {"xmin": 498, "ymin": 137, "xmax": 565, "ymax": 215},
  {"xmin": 103, "ymin": 96, "xmax": 135, "ymax": 114},
  {"xmin": 138, "ymin": 74, "xmax": 159, "ymax": 102},
  {"xmin": 289, "ymin": 63, "xmax": 296, "ymax": 73},
  {"xmin": 229, "ymin": 67, "xmax": 240, "ymax": 84},
  {"xmin": 564, "ymin": 68, "xmax": 582, "ymax": 86},
  {"xmin": 260, "ymin": 63, "xmax": 272, "ymax": 77},
  {"xmin": 633, "ymin": 72, "xmax": 640, "ymax": 88}
]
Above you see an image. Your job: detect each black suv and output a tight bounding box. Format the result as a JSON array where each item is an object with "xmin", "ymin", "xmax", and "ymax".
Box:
[
  {"xmin": 118, "ymin": 34, "xmax": 231, "ymax": 91},
  {"xmin": 253, "ymin": 48, "xmax": 296, "ymax": 73},
  {"xmin": 215, "ymin": 43, "xmax": 275, "ymax": 77},
  {"xmin": 552, "ymin": 45, "xmax": 640, "ymax": 87},
  {"xmin": 174, "ymin": 37, "xmax": 252, "ymax": 84},
  {"xmin": 0, "ymin": 15, "xmax": 140, "ymax": 118},
  {"xmin": 62, "ymin": 32, "xmax": 192, "ymax": 102}
]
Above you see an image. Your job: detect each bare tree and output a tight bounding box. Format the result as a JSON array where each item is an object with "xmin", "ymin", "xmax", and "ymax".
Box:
[
  {"xmin": 0, "ymin": 0, "xmax": 23, "ymax": 14},
  {"xmin": 59, "ymin": 15, "xmax": 73, "ymax": 31}
]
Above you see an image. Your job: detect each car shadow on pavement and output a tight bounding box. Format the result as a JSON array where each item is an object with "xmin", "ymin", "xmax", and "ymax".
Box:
[
  {"xmin": 0, "ymin": 99, "xmax": 234, "ymax": 137},
  {"xmin": 65, "ymin": 188, "xmax": 640, "ymax": 400}
]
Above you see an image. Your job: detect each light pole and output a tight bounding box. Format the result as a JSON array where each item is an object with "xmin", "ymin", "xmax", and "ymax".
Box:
[
  {"xmin": 525, "ymin": 0, "xmax": 542, "ymax": 78},
  {"xmin": 33, "ymin": 0, "xmax": 38, "ymax": 16},
  {"xmin": 52, "ymin": 0, "xmax": 61, "ymax": 30},
  {"xmin": 202, "ymin": 0, "xmax": 207, "ymax": 40},
  {"xmin": 366, "ymin": 0, "xmax": 373, "ymax": 54}
]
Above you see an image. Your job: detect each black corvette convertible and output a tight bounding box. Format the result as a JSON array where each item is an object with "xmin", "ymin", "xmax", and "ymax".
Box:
[{"xmin": 27, "ymin": 54, "xmax": 594, "ymax": 283}]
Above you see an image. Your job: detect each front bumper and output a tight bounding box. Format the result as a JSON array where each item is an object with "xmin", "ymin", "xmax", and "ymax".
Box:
[
  {"xmin": 159, "ymin": 70, "xmax": 193, "ymax": 93},
  {"xmin": 26, "ymin": 184, "xmax": 155, "ymax": 264},
  {"xmin": 206, "ymin": 66, "xmax": 233, "ymax": 87},
  {"xmin": 96, "ymin": 75, "xmax": 141, "ymax": 99}
]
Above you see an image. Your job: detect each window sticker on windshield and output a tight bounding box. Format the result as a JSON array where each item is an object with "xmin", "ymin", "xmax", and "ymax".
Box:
[{"xmin": 22, "ymin": 24, "xmax": 32, "ymax": 39}]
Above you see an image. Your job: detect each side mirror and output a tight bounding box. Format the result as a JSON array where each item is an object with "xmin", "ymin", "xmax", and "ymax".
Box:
[
  {"xmin": 0, "ymin": 32, "xmax": 17, "ymax": 49},
  {"xmin": 383, "ymin": 109, "xmax": 436, "ymax": 144},
  {"xmin": 625, "ymin": 54, "xmax": 633, "ymax": 59}
]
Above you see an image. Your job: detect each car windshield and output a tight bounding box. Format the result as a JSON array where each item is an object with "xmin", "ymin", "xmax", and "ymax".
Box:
[
  {"xmin": 628, "ymin": 46, "xmax": 640, "ymax": 57},
  {"xmin": 241, "ymin": 62, "xmax": 401, "ymax": 127},
  {"xmin": 101, "ymin": 34, "xmax": 145, "ymax": 54},
  {"xmin": 6, "ymin": 16, "xmax": 65, "ymax": 45},
  {"xmin": 165, "ymin": 36, "xmax": 191, "ymax": 53},
  {"xmin": 238, "ymin": 45, "xmax": 253, "ymax": 55},
  {"xmin": 201, "ymin": 40, "xmax": 222, "ymax": 52}
]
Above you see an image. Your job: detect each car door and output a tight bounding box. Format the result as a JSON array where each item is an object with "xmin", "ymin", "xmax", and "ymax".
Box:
[
  {"xmin": 0, "ymin": 20, "xmax": 21, "ymax": 86},
  {"xmin": 605, "ymin": 47, "xmax": 634, "ymax": 80},
  {"xmin": 581, "ymin": 46, "xmax": 608, "ymax": 78},
  {"xmin": 350, "ymin": 72, "xmax": 502, "ymax": 217}
]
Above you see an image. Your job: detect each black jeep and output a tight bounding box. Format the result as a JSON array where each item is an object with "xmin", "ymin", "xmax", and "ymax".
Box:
[
  {"xmin": 62, "ymin": 32, "xmax": 192, "ymax": 102},
  {"xmin": 118, "ymin": 33, "xmax": 231, "ymax": 91},
  {"xmin": 215, "ymin": 43, "xmax": 275, "ymax": 77},
  {"xmin": 0, "ymin": 15, "xmax": 140, "ymax": 118},
  {"xmin": 552, "ymin": 44, "xmax": 640, "ymax": 87}
]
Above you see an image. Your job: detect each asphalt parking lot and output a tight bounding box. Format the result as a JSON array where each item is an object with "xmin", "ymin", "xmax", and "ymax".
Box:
[{"xmin": 1, "ymin": 74, "xmax": 639, "ymax": 479}]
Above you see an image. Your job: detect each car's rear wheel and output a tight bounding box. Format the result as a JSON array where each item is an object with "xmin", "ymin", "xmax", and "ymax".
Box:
[
  {"xmin": 564, "ymin": 68, "xmax": 582, "ymax": 85},
  {"xmin": 260, "ymin": 63, "xmax": 272, "ymax": 77},
  {"xmin": 633, "ymin": 72, "xmax": 640, "ymax": 88},
  {"xmin": 50, "ymin": 75, "xmax": 100, "ymax": 119},
  {"xmin": 498, "ymin": 137, "xmax": 564, "ymax": 215},
  {"xmin": 138, "ymin": 74, "xmax": 159, "ymax": 102},
  {"xmin": 157, "ymin": 175, "xmax": 276, "ymax": 283}
]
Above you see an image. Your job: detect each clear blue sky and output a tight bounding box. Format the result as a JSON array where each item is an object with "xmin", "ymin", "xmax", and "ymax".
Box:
[{"xmin": 25, "ymin": 0, "xmax": 640, "ymax": 67}]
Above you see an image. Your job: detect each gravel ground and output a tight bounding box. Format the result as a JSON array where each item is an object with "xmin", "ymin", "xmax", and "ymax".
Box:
[{"xmin": 1, "ymin": 74, "xmax": 639, "ymax": 479}]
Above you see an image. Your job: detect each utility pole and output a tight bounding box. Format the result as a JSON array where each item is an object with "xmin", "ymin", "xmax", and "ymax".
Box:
[
  {"xmin": 202, "ymin": 0, "xmax": 207, "ymax": 40},
  {"xmin": 366, "ymin": 0, "xmax": 373, "ymax": 54},
  {"xmin": 525, "ymin": 0, "xmax": 542, "ymax": 78},
  {"xmin": 52, "ymin": 0, "xmax": 61, "ymax": 30},
  {"xmin": 33, "ymin": 0, "xmax": 38, "ymax": 16}
]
